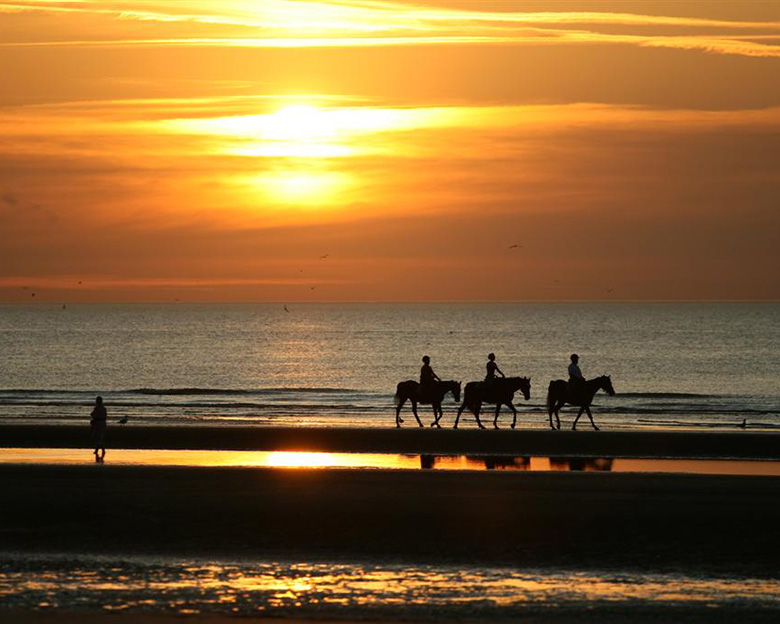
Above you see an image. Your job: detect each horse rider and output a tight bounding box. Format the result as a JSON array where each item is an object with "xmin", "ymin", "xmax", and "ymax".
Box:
[
  {"xmin": 568, "ymin": 353, "xmax": 585, "ymax": 399},
  {"xmin": 485, "ymin": 352, "xmax": 505, "ymax": 390},
  {"xmin": 420, "ymin": 355, "xmax": 441, "ymax": 399}
]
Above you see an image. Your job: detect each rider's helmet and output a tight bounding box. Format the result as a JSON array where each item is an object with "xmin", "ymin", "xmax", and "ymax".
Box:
[
  {"xmin": 570, "ymin": 353, "xmax": 579, "ymax": 362},
  {"xmin": 422, "ymin": 355, "xmax": 430, "ymax": 364},
  {"xmin": 488, "ymin": 353, "xmax": 495, "ymax": 361}
]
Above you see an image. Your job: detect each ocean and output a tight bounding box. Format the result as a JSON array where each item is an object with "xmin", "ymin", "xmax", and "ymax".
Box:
[{"xmin": 1, "ymin": 302, "xmax": 778, "ymax": 430}]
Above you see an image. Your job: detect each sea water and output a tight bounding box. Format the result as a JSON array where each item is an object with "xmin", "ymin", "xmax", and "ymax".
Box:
[{"xmin": 0, "ymin": 302, "xmax": 778, "ymax": 429}]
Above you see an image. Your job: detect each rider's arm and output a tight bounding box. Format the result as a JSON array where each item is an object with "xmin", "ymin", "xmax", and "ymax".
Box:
[{"xmin": 497, "ymin": 367, "xmax": 505, "ymax": 378}]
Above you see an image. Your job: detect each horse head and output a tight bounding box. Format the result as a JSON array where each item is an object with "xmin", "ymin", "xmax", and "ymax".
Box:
[
  {"xmin": 519, "ymin": 376, "xmax": 531, "ymax": 401},
  {"xmin": 509, "ymin": 376, "xmax": 531, "ymax": 401},
  {"xmin": 600, "ymin": 375, "xmax": 616, "ymax": 396},
  {"xmin": 450, "ymin": 381, "xmax": 462, "ymax": 403}
]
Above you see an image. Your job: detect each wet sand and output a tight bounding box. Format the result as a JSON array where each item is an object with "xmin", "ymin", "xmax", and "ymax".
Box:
[
  {"xmin": 2, "ymin": 463, "xmax": 779, "ymax": 576},
  {"xmin": 2, "ymin": 424, "xmax": 780, "ymax": 459},
  {"xmin": 8, "ymin": 611, "xmax": 780, "ymax": 624}
]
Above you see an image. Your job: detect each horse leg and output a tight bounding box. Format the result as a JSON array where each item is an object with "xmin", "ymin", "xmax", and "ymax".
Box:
[
  {"xmin": 454, "ymin": 402, "xmax": 466, "ymax": 429},
  {"xmin": 411, "ymin": 401, "xmax": 423, "ymax": 428},
  {"xmin": 395, "ymin": 397, "xmax": 406, "ymax": 427},
  {"xmin": 509, "ymin": 402, "xmax": 518, "ymax": 429},
  {"xmin": 572, "ymin": 407, "xmax": 584, "ymax": 430},
  {"xmin": 431, "ymin": 403, "xmax": 442, "ymax": 428},
  {"xmin": 474, "ymin": 402, "xmax": 486, "ymax": 430},
  {"xmin": 493, "ymin": 403, "xmax": 501, "ymax": 429},
  {"xmin": 554, "ymin": 401, "xmax": 562, "ymax": 430},
  {"xmin": 585, "ymin": 406, "xmax": 600, "ymax": 431}
]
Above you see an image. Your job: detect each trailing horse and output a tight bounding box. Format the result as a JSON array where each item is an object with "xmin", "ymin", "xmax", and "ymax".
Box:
[
  {"xmin": 394, "ymin": 380, "xmax": 461, "ymax": 428},
  {"xmin": 451, "ymin": 377, "xmax": 531, "ymax": 430},
  {"xmin": 546, "ymin": 375, "xmax": 615, "ymax": 430}
]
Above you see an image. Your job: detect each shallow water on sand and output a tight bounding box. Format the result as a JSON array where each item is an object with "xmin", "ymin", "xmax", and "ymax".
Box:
[
  {"xmin": 1, "ymin": 555, "xmax": 779, "ymax": 619},
  {"xmin": 2, "ymin": 448, "xmax": 780, "ymax": 476},
  {"xmin": 1, "ymin": 303, "xmax": 779, "ymax": 430}
]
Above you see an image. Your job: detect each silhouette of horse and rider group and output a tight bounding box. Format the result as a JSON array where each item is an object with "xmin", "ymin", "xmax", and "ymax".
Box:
[{"xmin": 394, "ymin": 353, "xmax": 615, "ymax": 430}]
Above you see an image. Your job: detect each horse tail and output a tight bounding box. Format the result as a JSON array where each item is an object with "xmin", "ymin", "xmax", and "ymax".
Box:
[
  {"xmin": 395, "ymin": 381, "xmax": 414, "ymax": 406},
  {"xmin": 546, "ymin": 382, "xmax": 556, "ymax": 413}
]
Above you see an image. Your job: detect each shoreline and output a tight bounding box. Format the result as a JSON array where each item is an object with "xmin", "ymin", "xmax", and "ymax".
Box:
[{"xmin": 2, "ymin": 425, "xmax": 780, "ymax": 460}]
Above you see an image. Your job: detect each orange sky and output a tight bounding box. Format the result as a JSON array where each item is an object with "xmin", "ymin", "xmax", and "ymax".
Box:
[{"xmin": 1, "ymin": 0, "xmax": 778, "ymax": 302}]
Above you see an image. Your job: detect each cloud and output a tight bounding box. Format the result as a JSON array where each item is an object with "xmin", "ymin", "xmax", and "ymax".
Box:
[
  {"xmin": 2, "ymin": 1, "xmax": 780, "ymax": 58},
  {"xmin": 1, "ymin": 191, "xmax": 18, "ymax": 206}
]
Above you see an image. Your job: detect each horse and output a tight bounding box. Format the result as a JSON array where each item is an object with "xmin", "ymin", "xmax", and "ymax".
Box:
[
  {"xmin": 546, "ymin": 375, "xmax": 615, "ymax": 430},
  {"xmin": 394, "ymin": 380, "xmax": 461, "ymax": 428},
  {"xmin": 451, "ymin": 377, "xmax": 531, "ymax": 430}
]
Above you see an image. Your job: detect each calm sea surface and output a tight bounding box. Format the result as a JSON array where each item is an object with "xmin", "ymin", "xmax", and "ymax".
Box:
[{"xmin": 0, "ymin": 303, "xmax": 778, "ymax": 430}]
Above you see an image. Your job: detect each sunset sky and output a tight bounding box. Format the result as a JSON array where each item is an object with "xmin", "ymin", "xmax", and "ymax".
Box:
[{"xmin": 1, "ymin": 0, "xmax": 778, "ymax": 302}]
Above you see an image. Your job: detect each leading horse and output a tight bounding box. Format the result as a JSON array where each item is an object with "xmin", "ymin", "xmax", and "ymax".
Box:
[
  {"xmin": 394, "ymin": 380, "xmax": 461, "ymax": 428},
  {"xmin": 451, "ymin": 377, "xmax": 531, "ymax": 430},
  {"xmin": 547, "ymin": 375, "xmax": 615, "ymax": 430}
]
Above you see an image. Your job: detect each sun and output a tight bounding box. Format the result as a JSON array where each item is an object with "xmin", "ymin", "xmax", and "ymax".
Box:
[{"xmin": 262, "ymin": 104, "xmax": 337, "ymax": 142}]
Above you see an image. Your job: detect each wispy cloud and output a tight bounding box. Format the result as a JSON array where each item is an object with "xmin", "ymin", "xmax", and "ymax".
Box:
[{"xmin": 2, "ymin": 0, "xmax": 780, "ymax": 57}]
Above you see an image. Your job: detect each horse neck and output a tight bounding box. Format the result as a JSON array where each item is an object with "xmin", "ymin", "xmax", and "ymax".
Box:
[
  {"xmin": 584, "ymin": 376, "xmax": 604, "ymax": 395},
  {"xmin": 508, "ymin": 377, "xmax": 526, "ymax": 391}
]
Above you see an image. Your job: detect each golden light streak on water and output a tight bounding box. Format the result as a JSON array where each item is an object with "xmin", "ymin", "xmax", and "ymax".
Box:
[{"xmin": 1, "ymin": 449, "xmax": 779, "ymax": 475}]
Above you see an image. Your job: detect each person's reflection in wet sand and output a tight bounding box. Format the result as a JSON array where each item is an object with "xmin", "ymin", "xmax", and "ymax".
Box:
[{"xmin": 420, "ymin": 454, "xmax": 435, "ymax": 469}]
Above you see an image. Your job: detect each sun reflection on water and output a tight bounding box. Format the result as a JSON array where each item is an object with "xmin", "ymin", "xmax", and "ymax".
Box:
[
  {"xmin": 2, "ymin": 558, "xmax": 779, "ymax": 616},
  {"xmin": 1, "ymin": 448, "xmax": 780, "ymax": 476}
]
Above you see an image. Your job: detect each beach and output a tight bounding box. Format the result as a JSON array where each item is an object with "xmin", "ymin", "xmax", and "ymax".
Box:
[
  {"xmin": 3, "ymin": 424, "xmax": 780, "ymax": 459},
  {"xmin": 2, "ymin": 426, "xmax": 780, "ymax": 622},
  {"xmin": 2, "ymin": 430, "xmax": 780, "ymax": 574}
]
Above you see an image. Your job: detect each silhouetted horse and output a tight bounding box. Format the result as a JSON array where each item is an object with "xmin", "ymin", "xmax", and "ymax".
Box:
[
  {"xmin": 451, "ymin": 377, "xmax": 531, "ymax": 430},
  {"xmin": 547, "ymin": 375, "xmax": 615, "ymax": 430},
  {"xmin": 394, "ymin": 380, "xmax": 461, "ymax": 428}
]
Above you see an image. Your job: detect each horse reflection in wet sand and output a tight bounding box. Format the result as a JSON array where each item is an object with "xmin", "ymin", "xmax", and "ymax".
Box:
[
  {"xmin": 547, "ymin": 375, "xmax": 615, "ymax": 430},
  {"xmin": 394, "ymin": 380, "xmax": 461, "ymax": 428},
  {"xmin": 451, "ymin": 377, "xmax": 531, "ymax": 430}
]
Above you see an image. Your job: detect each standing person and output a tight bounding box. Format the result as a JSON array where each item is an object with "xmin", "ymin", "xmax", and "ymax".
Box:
[
  {"xmin": 90, "ymin": 396, "xmax": 107, "ymax": 463},
  {"xmin": 485, "ymin": 353, "xmax": 505, "ymax": 383},
  {"xmin": 419, "ymin": 355, "xmax": 440, "ymax": 399}
]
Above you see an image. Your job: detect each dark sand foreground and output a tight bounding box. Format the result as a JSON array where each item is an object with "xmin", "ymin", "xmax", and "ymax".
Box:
[
  {"xmin": 2, "ymin": 463, "xmax": 779, "ymax": 576},
  {"xmin": 3, "ymin": 424, "xmax": 780, "ymax": 459}
]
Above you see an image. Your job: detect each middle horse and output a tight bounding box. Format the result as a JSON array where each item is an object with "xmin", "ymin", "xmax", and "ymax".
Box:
[{"xmin": 448, "ymin": 377, "xmax": 531, "ymax": 430}]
